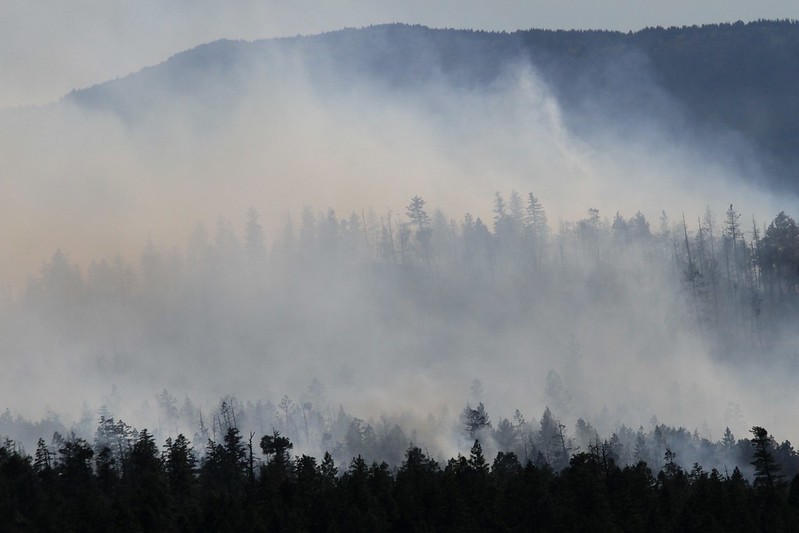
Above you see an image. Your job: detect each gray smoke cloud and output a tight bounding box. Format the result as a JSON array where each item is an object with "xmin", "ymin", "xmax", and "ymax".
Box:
[{"xmin": 0, "ymin": 29, "xmax": 796, "ymax": 462}]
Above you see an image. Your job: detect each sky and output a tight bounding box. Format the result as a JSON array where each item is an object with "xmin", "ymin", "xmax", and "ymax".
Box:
[{"xmin": 2, "ymin": 0, "xmax": 798, "ymax": 109}]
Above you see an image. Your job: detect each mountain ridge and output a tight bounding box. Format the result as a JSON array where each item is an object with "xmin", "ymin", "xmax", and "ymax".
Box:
[{"xmin": 61, "ymin": 20, "xmax": 799, "ymax": 193}]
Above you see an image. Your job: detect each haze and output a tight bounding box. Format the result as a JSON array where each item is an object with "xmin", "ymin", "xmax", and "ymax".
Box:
[{"xmin": 1, "ymin": 19, "xmax": 798, "ymax": 470}]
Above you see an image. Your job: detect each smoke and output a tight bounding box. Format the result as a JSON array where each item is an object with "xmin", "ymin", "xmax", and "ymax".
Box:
[{"xmin": 0, "ymin": 28, "xmax": 796, "ymax": 461}]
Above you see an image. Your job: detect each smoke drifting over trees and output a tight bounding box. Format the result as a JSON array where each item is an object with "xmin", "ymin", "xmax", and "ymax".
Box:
[
  {"xmin": 1, "ymin": 22, "xmax": 799, "ymax": 507},
  {"xmin": 3, "ymin": 195, "xmax": 798, "ymax": 459}
]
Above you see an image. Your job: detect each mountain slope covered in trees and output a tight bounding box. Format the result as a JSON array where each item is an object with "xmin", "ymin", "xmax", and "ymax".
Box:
[{"xmin": 66, "ymin": 20, "xmax": 799, "ymax": 193}]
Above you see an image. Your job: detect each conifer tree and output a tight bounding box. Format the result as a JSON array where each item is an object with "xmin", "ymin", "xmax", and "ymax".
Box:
[{"xmin": 750, "ymin": 426, "xmax": 784, "ymax": 501}]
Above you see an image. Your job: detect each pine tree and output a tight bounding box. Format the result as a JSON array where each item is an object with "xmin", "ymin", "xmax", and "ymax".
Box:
[
  {"xmin": 163, "ymin": 434, "xmax": 196, "ymax": 503},
  {"xmin": 261, "ymin": 430, "xmax": 294, "ymax": 481},
  {"xmin": 406, "ymin": 196, "xmax": 430, "ymax": 232},
  {"xmin": 33, "ymin": 437, "xmax": 52, "ymax": 473},
  {"xmin": 468, "ymin": 440, "xmax": 489, "ymax": 475},
  {"xmin": 460, "ymin": 402, "xmax": 491, "ymax": 441},
  {"xmin": 750, "ymin": 426, "xmax": 784, "ymax": 501}
]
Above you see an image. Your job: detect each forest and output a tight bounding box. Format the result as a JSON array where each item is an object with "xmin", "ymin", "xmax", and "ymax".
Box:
[
  {"xmin": 2, "ymin": 191, "xmax": 799, "ymax": 529},
  {"xmin": 1, "ymin": 416, "xmax": 798, "ymax": 530},
  {"xmin": 4, "ymin": 8, "xmax": 799, "ymax": 529}
]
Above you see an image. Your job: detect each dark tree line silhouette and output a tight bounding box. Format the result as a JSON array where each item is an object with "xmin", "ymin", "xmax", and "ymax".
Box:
[{"xmin": 1, "ymin": 417, "xmax": 798, "ymax": 531}]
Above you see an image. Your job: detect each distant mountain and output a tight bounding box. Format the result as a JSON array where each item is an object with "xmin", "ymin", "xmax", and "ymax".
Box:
[{"xmin": 66, "ymin": 21, "xmax": 799, "ymax": 193}]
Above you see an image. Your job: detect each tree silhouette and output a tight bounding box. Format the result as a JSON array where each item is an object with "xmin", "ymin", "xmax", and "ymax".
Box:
[{"xmin": 750, "ymin": 426, "xmax": 784, "ymax": 501}]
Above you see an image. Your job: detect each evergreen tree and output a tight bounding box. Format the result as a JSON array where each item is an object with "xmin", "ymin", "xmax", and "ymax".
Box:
[
  {"xmin": 460, "ymin": 402, "xmax": 491, "ymax": 441},
  {"xmin": 750, "ymin": 426, "xmax": 784, "ymax": 501},
  {"xmin": 757, "ymin": 211, "xmax": 799, "ymax": 299},
  {"xmin": 260, "ymin": 430, "xmax": 294, "ymax": 482},
  {"xmin": 406, "ymin": 196, "xmax": 430, "ymax": 232},
  {"xmin": 406, "ymin": 195, "xmax": 433, "ymax": 263},
  {"xmin": 163, "ymin": 434, "xmax": 197, "ymax": 504}
]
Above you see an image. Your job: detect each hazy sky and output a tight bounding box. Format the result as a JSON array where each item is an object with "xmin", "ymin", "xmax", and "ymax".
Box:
[{"xmin": 2, "ymin": 0, "xmax": 797, "ymax": 109}]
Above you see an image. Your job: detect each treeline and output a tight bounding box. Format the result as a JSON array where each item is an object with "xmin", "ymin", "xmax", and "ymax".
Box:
[
  {"xmin": 16, "ymin": 193, "xmax": 799, "ymax": 355},
  {"xmin": 2, "ymin": 418, "xmax": 798, "ymax": 531},
  {"xmin": 3, "ymin": 193, "xmax": 799, "ymax": 496},
  {"xmin": 6, "ymin": 388, "xmax": 799, "ymax": 483}
]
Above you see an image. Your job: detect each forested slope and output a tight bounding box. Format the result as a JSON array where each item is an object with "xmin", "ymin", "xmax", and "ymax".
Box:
[{"xmin": 67, "ymin": 20, "xmax": 799, "ymax": 192}]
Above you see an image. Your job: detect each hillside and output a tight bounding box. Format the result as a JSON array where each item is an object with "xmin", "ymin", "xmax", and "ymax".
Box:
[{"xmin": 66, "ymin": 20, "xmax": 799, "ymax": 193}]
